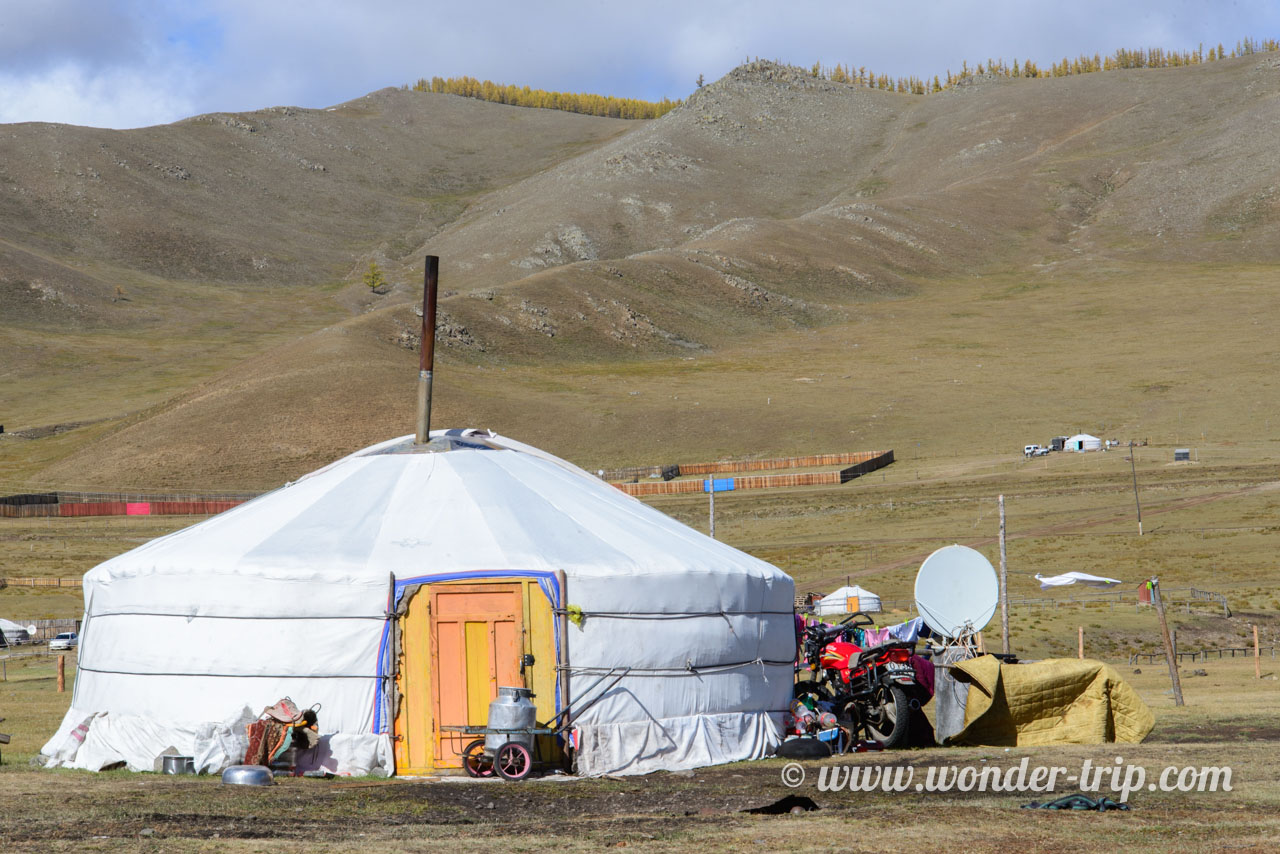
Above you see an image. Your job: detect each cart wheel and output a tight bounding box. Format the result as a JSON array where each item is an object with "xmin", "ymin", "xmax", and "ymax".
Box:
[
  {"xmin": 494, "ymin": 741, "xmax": 533, "ymax": 781},
  {"xmin": 462, "ymin": 739, "xmax": 493, "ymax": 778}
]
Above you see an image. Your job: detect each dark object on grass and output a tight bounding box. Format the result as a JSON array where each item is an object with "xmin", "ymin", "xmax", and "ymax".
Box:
[
  {"xmin": 905, "ymin": 705, "xmax": 936, "ymax": 748},
  {"xmin": 774, "ymin": 737, "xmax": 832, "ymax": 759},
  {"xmin": 744, "ymin": 795, "xmax": 820, "ymax": 814},
  {"xmin": 1022, "ymin": 793, "xmax": 1131, "ymax": 811}
]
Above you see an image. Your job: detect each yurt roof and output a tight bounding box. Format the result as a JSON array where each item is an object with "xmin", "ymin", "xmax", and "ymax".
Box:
[
  {"xmin": 821, "ymin": 585, "xmax": 879, "ymax": 599},
  {"xmin": 86, "ymin": 430, "xmax": 786, "ymax": 587}
]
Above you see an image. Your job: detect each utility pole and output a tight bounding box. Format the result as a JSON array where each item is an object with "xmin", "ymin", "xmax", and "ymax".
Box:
[
  {"xmin": 999, "ymin": 494, "xmax": 1009, "ymax": 655},
  {"xmin": 1151, "ymin": 577, "xmax": 1184, "ymax": 706},
  {"xmin": 708, "ymin": 478, "xmax": 715, "ymax": 540},
  {"xmin": 1129, "ymin": 440, "xmax": 1143, "ymax": 536}
]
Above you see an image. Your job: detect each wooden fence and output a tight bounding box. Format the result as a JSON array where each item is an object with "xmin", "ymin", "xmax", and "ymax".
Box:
[
  {"xmin": 878, "ymin": 586, "xmax": 1230, "ymax": 617},
  {"xmin": 599, "ymin": 464, "xmax": 678, "ymax": 482},
  {"xmin": 618, "ymin": 471, "xmax": 841, "ymax": 496},
  {"xmin": 1130, "ymin": 646, "xmax": 1275, "ymax": 665},
  {"xmin": 1, "ymin": 490, "xmax": 254, "ymax": 518},
  {"xmin": 677, "ymin": 451, "xmax": 886, "ymax": 476},
  {"xmin": 612, "ymin": 450, "xmax": 894, "ymax": 496},
  {"xmin": 3, "ymin": 450, "xmax": 898, "ymax": 515},
  {"xmin": 602, "ymin": 450, "xmax": 892, "ymax": 483},
  {"xmin": 1003, "ymin": 586, "xmax": 1230, "ymax": 617},
  {"xmin": 3, "ymin": 577, "xmax": 80, "ymax": 588}
]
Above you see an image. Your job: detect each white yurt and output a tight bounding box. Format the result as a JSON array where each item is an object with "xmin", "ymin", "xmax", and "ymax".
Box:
[
  {"xmin": 42, "ymin": 430, "xmax": 795, "ymax": 777},
  {"xmin": 1064, "ymin": 433, "xmax": 1103, "ymax": 452},
  {"xmin": 814, "ymin": 585, "xmax": 882, "ymax": 615},
  {"xmin": 0, "ymin": 618, "xmax": 33, "ymax": 645}
]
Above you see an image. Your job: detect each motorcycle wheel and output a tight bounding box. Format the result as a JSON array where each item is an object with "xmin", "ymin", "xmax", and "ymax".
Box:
[
  {"xmin": 793, "ymin": 680, "xmax": 831, "ymax": 705},
  {"xmin": 864, "ymin": 683, "xmax": 909, "ymax": 748}
]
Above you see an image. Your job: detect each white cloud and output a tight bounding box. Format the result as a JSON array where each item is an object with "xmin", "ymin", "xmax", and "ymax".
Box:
[
  {"xmin": 0, "ymin": 64, "xmax": 198, "ymax": 129},
  {"xmin": 0, "ymin": 0, "xmax": 1277, "ymax": 129}
]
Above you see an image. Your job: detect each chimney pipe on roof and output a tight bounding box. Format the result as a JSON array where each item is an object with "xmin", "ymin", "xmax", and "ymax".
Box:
[{"xmin": 415, "ymin": 255, "xmax": 439, "ymax": 445}]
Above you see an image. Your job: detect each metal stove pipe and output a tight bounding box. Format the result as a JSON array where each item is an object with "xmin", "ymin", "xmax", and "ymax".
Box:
[{"xmin": 415, "ymin": 255, "xmax": 439, "ymax": 445}]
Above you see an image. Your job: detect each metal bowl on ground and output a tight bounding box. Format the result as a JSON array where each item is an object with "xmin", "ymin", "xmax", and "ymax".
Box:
[
  {"xmin": 161, "ymin": 754, "xmax": 195, "ymax": 775},
  {"xmin": 221, "ymin": 764, "xmax": 274, "ymax": 786}
]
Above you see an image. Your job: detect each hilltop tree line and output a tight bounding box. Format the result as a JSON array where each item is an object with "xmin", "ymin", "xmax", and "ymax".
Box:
[
  {"xmin": 413, "ymin": 37, "xmax": 1279, "ymax": 118},
  {"xmin": 411, "ymin": 76, "xmax": 679, "ymax": 119},
  {"xmin": 809, "ymin": 36, "xmax": 1280, "ymax": 96}
]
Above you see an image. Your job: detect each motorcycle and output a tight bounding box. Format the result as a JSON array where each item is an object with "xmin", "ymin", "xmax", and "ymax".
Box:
[{"xmin": 794, "ymin": 611, "xmax": 929, "ymax": 749}]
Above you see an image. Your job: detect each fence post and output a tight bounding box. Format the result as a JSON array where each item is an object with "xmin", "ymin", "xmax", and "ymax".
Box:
[{"xmin": 1151, "ymin": 578, "xmax": 1185, "ymax": 707}]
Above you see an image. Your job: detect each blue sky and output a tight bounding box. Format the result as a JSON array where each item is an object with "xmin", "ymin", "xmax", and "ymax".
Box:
[{"xmin": 1, "ymin": 0, "xmax": 1277, "ymax": 129}]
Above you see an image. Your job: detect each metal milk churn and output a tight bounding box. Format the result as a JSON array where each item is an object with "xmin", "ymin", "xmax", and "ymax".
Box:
[{"xmin": 485, "ymin": 686, "xmax": 536, "ymax": 753}]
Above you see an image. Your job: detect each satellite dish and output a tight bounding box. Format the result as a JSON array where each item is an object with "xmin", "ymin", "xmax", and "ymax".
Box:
[
  {"xmin": 914, "ymin": 545, "xmax": 998, "ymax": 639},
  {"xmin": 26, "ymin": 625, "xmax": 38, "ymax": 635}
]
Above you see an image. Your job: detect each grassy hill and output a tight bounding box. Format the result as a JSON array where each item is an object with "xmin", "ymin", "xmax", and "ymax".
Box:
[
  {"xmin": 0, "ymin": 89, "xmax": 631, "ymax": 458},
  {"xmin": 1, "ymin": 56, "xmax": 1278, "ymax": 491}
]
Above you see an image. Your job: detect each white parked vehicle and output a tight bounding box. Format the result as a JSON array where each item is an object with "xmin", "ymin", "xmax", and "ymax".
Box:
[
  {"xmin": 1024, "ymin": 444, "xmax": 1050, "ymax": 457},
  {"xmin": 49, "ymin": 631, "xmax": 78, "ymax": 651}
]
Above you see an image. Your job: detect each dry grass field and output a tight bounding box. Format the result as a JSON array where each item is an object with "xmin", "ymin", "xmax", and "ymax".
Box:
[
  {"xmin": 3, "ymin": 652, "xmax": 1280, "ymax": 852},
  {"xmin": 3, "ymin": 432, "xmax": 1278, "ymax": 852}
]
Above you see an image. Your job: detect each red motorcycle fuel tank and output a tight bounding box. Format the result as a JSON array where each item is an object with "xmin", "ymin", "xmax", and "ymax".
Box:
[{"xmin": 820, "ymin": 639, "xmax": 861, "ymax": 671}]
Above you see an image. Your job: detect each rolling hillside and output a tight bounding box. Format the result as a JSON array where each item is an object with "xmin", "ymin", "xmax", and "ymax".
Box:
[{"xmin": 2, "ymin": 55, "xmax": 1279, "ymax": 489}]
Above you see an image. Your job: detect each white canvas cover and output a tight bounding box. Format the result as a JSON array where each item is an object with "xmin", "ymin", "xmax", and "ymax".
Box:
[
  {"xmin": 42, "ymin": 430, "xmax": 794, "ymax": 777},
  {"xmin": 815, "ymin": 585, "xmax": 881, "ymax": 615},
  {"xmin": 1035, "ymin": 572, "xmax": 1123, "ymax": 589}
]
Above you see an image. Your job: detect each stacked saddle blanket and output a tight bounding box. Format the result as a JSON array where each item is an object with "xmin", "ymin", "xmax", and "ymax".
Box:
[
  {"xmin": 244, "ymin": 720, "xmax": 291, "ymax": 766},
  {"xmin": 244, "ymin": 698, "xmax": 311, "ymax": 766}
]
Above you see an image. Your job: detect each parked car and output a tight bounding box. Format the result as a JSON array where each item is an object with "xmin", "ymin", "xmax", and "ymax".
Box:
[
  {"xmin": 1024, "ymin": 444, "xmax": 1050, "ymax": 457},
  {"xmin": 49, "ymin": 631, "xmax": 78, "ymax": 651}
]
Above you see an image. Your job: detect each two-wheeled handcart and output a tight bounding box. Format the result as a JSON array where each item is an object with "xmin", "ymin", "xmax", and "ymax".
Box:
[{"xmin": 441, "ymin": 667, "xmax": 629, "ymax": 781}]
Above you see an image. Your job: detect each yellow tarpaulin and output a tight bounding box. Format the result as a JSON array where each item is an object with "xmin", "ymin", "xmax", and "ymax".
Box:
[{"xmin": 945, "ymin": 655, "xmax": 1155, "ymax": 746}]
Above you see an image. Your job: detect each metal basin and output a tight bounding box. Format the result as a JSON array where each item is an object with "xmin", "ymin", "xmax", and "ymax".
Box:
[
  {"xmin": 221, "ymin": 764, "xmax": 274, "ymax": 786},
  {"xmin": 161, "ymin": 754, "xmax": 195, "ymax": 775}
]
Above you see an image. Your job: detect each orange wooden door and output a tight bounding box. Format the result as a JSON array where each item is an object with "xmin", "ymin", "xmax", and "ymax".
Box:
[
  {"xmin": 429, "ymin": 583, "xmax": 524, "ymax": 767},
  {"xmin": 394, "ymin": 589, "xmax": 434, "ymax": 775}
]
